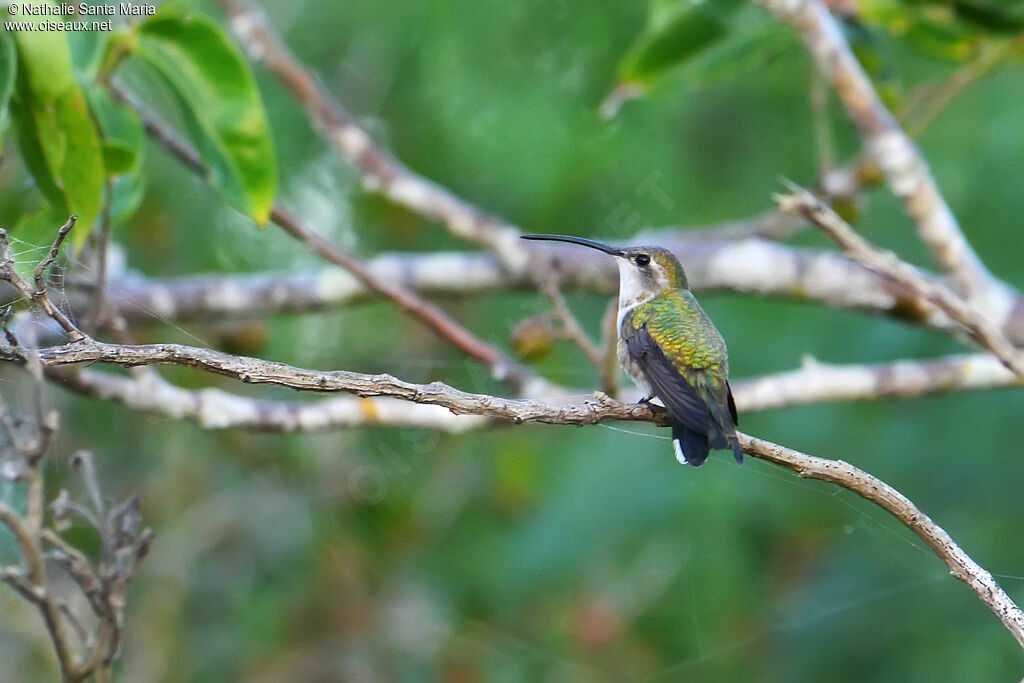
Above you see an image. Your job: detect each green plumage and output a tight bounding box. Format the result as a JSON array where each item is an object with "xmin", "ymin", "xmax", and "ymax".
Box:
[
  {"xmin": 629, "ymin": 289, "xmax": 729, "ymax": 376},
  {"xmin": 621, "ymin": 286, "xmax": 741, "ymax": 466}
]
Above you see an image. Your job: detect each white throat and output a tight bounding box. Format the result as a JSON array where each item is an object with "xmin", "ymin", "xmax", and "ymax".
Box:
[
  {"xmin": 616, "ymin": 259, "xmax": 654, "ymax": 311},
  {"xmin": 614, "ymin": 259, "xmax": 657, "ymax": 334}
]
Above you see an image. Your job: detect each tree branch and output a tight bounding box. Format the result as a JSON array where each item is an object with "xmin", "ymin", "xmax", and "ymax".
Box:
[
  {"xmin": 49, "ymin": 365, "xmax": 491, "ymax": 433},
  {"xmin": 57, "ymin": 233, "xmax": 1024, "ymax": 346},
  {"xmin": 752, "ymin": 0, "xmax": 1005, "ymax": 300},
  {"xmin": 735, "ymin": 352, "xmax": 1014, "ymax": 410},
  {"xmin": 6, "ymin": 337, "xmax": 1023, "ymax": 648},
  {"xmin": 779, "ymin": 188, "xmax": 1024, "ymax": 381},
  {"xmin": 740, "ymin": 434, "xmax": 1024, "ymax": 649},
  {"xmin": 216, "ymin": 0, "xmax": 530, "ymax": 272},
  {"xmin": 1, "ymin": 222, "xmax": 85, "ymax": 343},
  {"xmin": 110, "ymin": 84, "xmax": 545, "ymax": 394},
  {"xmin": 47, "ymin": 351, "xmax": 1016, "ymax": 432}
]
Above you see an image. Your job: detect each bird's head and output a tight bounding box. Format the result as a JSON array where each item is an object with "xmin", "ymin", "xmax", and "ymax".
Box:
[{"xmin": 521, "ymin": 234, "xmax": 688, "ymax": 303}]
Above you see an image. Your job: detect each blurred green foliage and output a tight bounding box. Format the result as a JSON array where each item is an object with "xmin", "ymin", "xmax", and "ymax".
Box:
[{"xmin": 2, "ymin": 0, "xmax": 1024, "ymax": 680}]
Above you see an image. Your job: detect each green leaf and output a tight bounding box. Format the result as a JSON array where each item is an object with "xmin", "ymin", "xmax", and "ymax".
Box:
[
  {"xmin": 603, "ymin": 7, "xmax": 785, "ymax": 118},
  {"xmin": 85, "ymin": 87, "xmax": 144, "ymax": 175},
  {"xmin": 618, "ymin": 0, "xmax": 745, "ymax": 84},
  {"xmin": 133, "ymin": 12, "xmax": 277, "ymax": 224},
  {"xmin": 6, "ymin": 1, "xmax": 105, "ymax": 245},
  {"xmin": 0, "ymin": 30, "xmax": 16, "ymax": 143},
  {"xmin": 69, "ymin": 30, "xmax": 107, "ymax": 82},
  {"xmin": 9, "ymin": 96, "xmax": 65, "ymax": 205},
  {"xmin": 110, "ymin": 171, "xmax": 146, "ymax": 227},
  {"xmin": 951, "ymin": 0, "xmax": 1024, "ymax": 34}
]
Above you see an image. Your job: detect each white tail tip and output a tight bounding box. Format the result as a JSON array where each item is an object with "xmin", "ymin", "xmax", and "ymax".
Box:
[{"xmin": 673, "ymin": 439, "xmax": 688, "ymax": 465}]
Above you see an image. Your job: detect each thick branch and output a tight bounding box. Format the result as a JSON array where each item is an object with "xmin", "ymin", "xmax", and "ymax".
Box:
[
  {"xmin": 66, "ymin": 234, "xmax": 1024, "ymax": 345},
  {"xmin": 51, "ymin": 366, "xmax": 491, "ymax": 433},
  {"xmin": 752, "ymin": 0, "xmax": 1002, "ymax": 299},
  {"xmin": 9, "ymin": 337, "xmax": 1023, "ymax": 648},
  {"xmin": 48, "ymin": 352, "xmax": 1016, "ymax": 432}
]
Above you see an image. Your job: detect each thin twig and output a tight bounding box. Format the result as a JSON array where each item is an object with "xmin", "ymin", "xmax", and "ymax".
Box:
[
  {"xmin": 900, "ymin": 37, "xmax": 1023, "ymax": 138},
  {"xmin": 0, "ymin": 222, "xmax": 86, "ymax": 342},
  {"xmin": 740, "ymin": 433, "xmax": 1024, "ymax": 649},
  {"xmin": 777, "ymin": 187, "xmax": 1024, "ymax": 381},
  {"xmin": 85, "ymin": 179, "xmax": 115, "ymax": 332},
  {"xmin": 33, "ymin": 217, "xmax": 78, "ymax": 296},
  {"xmin": 599, "ymin": 298, "xmax": 622, "ymax": 398},
  {"xmin": 215, "ymin": 0, "xmax": 530, "ymax": 272},
  {"xmin": 110, "ymin": 84, "xmax": 546, "ymax": 394},
  {"xmin": 810, "ymin": 71, "xmax": 835, "ymax": 178},
  {"xmin": 540, "ymin": 278, "xmax": 603, "ymax": 367}
]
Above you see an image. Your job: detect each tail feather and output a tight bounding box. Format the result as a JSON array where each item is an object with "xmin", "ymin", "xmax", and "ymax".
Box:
[{"xmin": 672, "ymin": 422, "xmax": 709, "ymax": 467}]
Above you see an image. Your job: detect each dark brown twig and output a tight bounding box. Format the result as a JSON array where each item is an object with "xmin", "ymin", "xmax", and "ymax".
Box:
[
  {"xmin": 0, "ymin": 220, "xmax": 86, "ymax": 342},
  {"xmin": 110, "ymin": 83, "xmax": 546, "ymax": 394},
  {"xmin": 215, "ymin": 0, "xmax": 530, "ymax": 271}
]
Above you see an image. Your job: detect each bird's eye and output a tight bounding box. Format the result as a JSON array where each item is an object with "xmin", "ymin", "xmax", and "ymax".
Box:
[{"xmin": 634, "ymin": 253, "xmax": 651, "ymax": 266}]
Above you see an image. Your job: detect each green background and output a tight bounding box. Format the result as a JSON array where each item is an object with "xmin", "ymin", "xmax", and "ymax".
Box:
[{"xmin": 2, "ymin": 0, "xmax": 1024, "ymax": 680}]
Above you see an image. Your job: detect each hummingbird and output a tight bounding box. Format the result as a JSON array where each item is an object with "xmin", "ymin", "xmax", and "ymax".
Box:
[{"xmin": 521, "ymin": 234, "xmax": 742, "ymax": 467}]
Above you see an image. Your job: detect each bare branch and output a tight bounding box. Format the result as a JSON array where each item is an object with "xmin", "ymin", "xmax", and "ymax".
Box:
[
  {"xmin": 734, "ymin": 352, "xmax": 1014, "ymax": 410},
  {"xmin": 778, "ymin": 188, "xmax": 1024, "ymax": 381},
  {"xmin": 13, "ymin": 339, "xmax": 614, "ymax": 424},
  {"xmin": 33, "ymin": 217, "xmax": 78, "ymax": 297},
  {"xmin": 753, "ymin": 0, "xmax": 1002, "ymax": 298},
  {"xmin": 17, "ymin": 337, "xmax": 1024, "ymax": 648},
  {"xmin": 46, "ymin": 351, "xmax": 1016, "ymax": 432},
  {"xmin": 75, "ymin": 234, "xmax": 1024, "ymax": 345},
  {"xmin": 50, "ymin": 366, "xmax": 491, "ymax": 433},
  {"xmin": 741, "ymin": 433, "xmax": 1024, "ymax": 649},
  {"xmin": 0, "ymin": 359, "xmax": 151, "ymax": 681}
]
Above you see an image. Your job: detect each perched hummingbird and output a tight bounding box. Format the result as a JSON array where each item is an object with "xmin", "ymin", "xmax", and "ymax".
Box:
[{"xmin": 521, "ymin": 234, "xmax": 742, "ymax": 467}]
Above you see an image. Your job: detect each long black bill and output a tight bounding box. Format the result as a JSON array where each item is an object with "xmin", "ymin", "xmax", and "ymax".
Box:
[{"xmin": 520, "ymin": 233, "xmax": 624, "ymax": 256}]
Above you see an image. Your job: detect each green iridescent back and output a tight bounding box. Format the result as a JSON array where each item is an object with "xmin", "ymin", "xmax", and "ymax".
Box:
[{"xmin": 627, "ymin": 289, "xmax": 728, "ymax": 374}]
